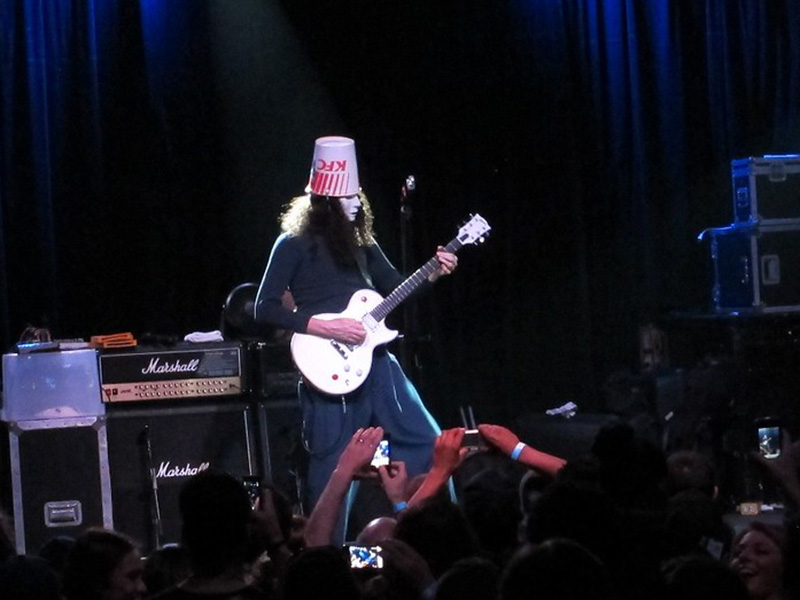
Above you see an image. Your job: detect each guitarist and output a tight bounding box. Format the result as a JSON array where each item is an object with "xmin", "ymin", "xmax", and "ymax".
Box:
[{"xmin": 254, "ymin": 136, "xmax": 457, "ymax": 542}]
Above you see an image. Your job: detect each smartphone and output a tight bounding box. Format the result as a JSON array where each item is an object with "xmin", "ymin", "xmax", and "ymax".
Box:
[
  {"xmin": 242, "ymin": 476, "xmax": 261, "ymax": 509},
  {"xmin": 347, "ymin": 545, "xmax": 383, "ymax": 569},
  {"xmin": 462, "ymin": 429, "xmax": 483, "ymax": 451},
  {"xmin": 756, "ymin": 417, "xmax": 782, "ymax": 459},
  {"xmin": 371, "ymin": 439, "xmax": 391, "ymax": 468}
]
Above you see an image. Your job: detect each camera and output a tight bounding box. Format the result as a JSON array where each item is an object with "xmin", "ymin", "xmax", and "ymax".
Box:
[
  {"xmin": 370, "ymin": 439, "xmax": 391, "ymax": 468},
  {"xmin": 241, "ymin": 475, "xmax": 261, "ymax": 509},
  {"xmin": 347, "ymin": 545, "xmax": 383, "ymax": 569},
  {"xmin": 461, "ymin": 429, "xmax": 484, "ymax": 452},
  {"xmin": 756, "ymin": 417, "xmax": 782, "ymax": 459}
]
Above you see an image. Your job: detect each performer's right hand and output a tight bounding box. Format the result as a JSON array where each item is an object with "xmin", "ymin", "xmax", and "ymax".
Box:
[{"xmin": 307, "ymin": 317, "xmax": 366, "ymax": 345}]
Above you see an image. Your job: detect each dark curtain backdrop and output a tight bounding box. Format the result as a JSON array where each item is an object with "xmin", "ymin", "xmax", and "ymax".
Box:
[{"xmin": 2, "ymin": 0, "xmax": 799, "ymax": 425}]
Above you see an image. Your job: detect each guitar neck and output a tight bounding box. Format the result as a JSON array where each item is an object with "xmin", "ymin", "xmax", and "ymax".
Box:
[{"xmin": 369, "ymin": 237, "xmax": 463, "ymax": 323}]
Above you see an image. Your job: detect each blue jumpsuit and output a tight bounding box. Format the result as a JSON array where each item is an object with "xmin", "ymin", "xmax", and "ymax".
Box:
[{"xmin": 254, "ymin": 233, "xmax": 441, "ymax": 537}]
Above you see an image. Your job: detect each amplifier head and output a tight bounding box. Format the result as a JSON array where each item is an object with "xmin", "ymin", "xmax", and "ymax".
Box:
[{"xmin": 99, "ymin": 343, "xmax": 245, "ymax": 403}]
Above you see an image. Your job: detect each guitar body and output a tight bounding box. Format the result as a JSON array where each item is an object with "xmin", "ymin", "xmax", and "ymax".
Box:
[
  {"xmin": 290, "ymin": 289, "xmax": 398, "ymax": 395},
  {"xmin": 290, "ymin": 214, "xmax": 491, "ymax": 396}
]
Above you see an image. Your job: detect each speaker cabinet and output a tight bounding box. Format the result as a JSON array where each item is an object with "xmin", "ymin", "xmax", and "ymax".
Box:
[
  {"xmin": 106, "ymin": 401, "xmax": 259, "ymax": 553},
  {"xmin": 7, "ymin": 417, "xmax": 113, "ymax": 555},
  {"xmin": 255, "ymin": 398, "xmax": 306, "ymax": 513}
]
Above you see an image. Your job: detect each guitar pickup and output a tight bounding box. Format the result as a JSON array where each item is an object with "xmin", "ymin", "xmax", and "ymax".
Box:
[{"xmin": 362, "ymin": 314, "xmax": 379, "ymax": 332}]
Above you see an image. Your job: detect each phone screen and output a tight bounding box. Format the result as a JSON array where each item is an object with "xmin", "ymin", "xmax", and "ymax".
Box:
[
  {"xmin": 348, "ymin": 545, "xmax": 383, "ymax": 569},
  {"xmin": 371, "ymin": 440, "xmax": 390, "ymax": 468},
  {"xmin": 757, "ymin": 423, "xmax": 781, "ymax": 459},
  {"xmin": 242, "ymin": 476, "xmax": 261, "ymax": 508}
]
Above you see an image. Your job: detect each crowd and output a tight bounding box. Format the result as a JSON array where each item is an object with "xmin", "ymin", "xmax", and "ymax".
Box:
[{"xmin": 1, "ymin": 420, "xmax": 798, "ymax": 600}]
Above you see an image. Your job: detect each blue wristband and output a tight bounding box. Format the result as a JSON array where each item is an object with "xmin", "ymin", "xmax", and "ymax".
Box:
[
  {"xmin": 393, "ymin": 501, "xmax": 408, "ymax": 513},
  {"xmin": 510, "ymin": 442, "xmax": 526, "ymax": 461}
]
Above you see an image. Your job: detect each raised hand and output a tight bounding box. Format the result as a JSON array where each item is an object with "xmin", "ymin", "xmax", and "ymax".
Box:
[
  {"xmin": 478, "ymin": 423, "xmax": 566, "ymax": 477},
  {"xmin": 431, "ymin": 427, "xmax": 469, "ymax": 474},
  {"xmin": 478, "ymin": 424, "xmax": 520, "ymax": 456},
  {"xmin": 755, "ymin": 430, "xmax": 800, "ymax": 510},
  {"xmin": 337, "ymin": 426, "xmax": 384, "ymax": 478},
  {"xmin": 378, "ymin": 461, "xmax": 409, "ymax": 506}
]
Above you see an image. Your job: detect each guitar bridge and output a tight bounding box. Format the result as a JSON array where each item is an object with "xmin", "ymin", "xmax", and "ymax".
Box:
[{"xmin": 329, "ymin": 339, "xmax": 350, "ymax": 359}]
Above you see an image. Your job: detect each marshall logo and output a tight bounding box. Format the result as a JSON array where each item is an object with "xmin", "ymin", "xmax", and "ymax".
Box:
[
  {"xmin": 142, "ymin": 357, "xmax": 200, "ymax": 375},
  {"xmin": 156, "ymin": 461, "xmax": 210, "ymax": 479}
]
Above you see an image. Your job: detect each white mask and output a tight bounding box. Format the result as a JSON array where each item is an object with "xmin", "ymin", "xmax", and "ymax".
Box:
[{"xmin": 338, "ymin": 195, "xmax": 362, "ymax": 222}]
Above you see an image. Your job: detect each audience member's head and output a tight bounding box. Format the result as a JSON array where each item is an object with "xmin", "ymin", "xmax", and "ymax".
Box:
[
  {"xmin": 360, "ymin": 538, "xmax": 434, "ymax": 600},
  {"xmin": 730, "ymin": 521, "xmax": 788, "ymax": 600},
  {"xmin": 356, "ymin": 516, "xmax": 397, "ymax": 546},
  {"xmin": 785, "ymin": 513, "xmax": 800, "ymax": 600},
  {"xmin": 664, "ymin": 487, "xmax": 731, "ymax": 559},
  {"xmin": 0, "ymin": 555, "xmax": 61, "ymax": 600},
  {"xmin": 460, "ymin": 464, "xmax": 522, "ymax": 564},
  {"xmin": 435, "ymin": 555, "xmax": 500, "ymax": 600},
  {"xmin": 524, "ymin": 478, "xmax": 620, "ymax": 567},
  {"xmin": 61, "ymin": 528, "xmax": 146, "ymax": 600},
  {"xmin": 664, "ymin": 450, "xmax": 717, "ymax": 498},
  {"xmin": 661, "ymin": 554, "xmax": 748, "ymax": 600},
  {"xmin": 590, "ymin": 422, "xmax": 668, "ymax": 510},
  {"xmin": 179, "ymin": 468, "xmax": 252, "ymax": 577},
  {"xmin": 499, "ymin": 538, "xmax": 614, "ymax": 600},
  {"xmin": 37, "ymin": 534, "xmax": 75, "ymax": 575},
  {"xmin": 142, "ymin": 544, "xmax": 191, "ymax": 596},
  {"xmin": 281, "ymin": 546, "xmax": 361, "ymax": 600},
  {"xmin": 393, "ymin": 497, "xmax": 478, "ymax": 578},
  {"xmin": 0, "ymin": 507, "xmax": 15, "ymax": 562}
]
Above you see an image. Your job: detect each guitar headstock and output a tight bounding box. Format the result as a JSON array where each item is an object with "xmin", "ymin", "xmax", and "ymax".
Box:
[{"xmin": 457, "ymin": 214, "xmax": 492, "ymax": 246}]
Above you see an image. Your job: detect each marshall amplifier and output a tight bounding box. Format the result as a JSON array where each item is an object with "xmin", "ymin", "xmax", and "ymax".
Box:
[
  {"xmin": 99, "ymin": 342, "xmax": 245, "ymax": 403},
  {"xmin": 106, "ymin": 401, "xmax": 261, "ymax": 554}
]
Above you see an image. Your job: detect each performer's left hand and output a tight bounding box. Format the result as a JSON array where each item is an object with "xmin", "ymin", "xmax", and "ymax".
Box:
[{"xmin": 428, "ymin": 246, "xmax": 458, "ymax": 282}]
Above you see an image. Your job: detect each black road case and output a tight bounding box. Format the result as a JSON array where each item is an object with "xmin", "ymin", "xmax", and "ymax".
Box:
[
  {"xmin": 732, "ymin": 155, "xmax": 800, "ymax": 224},
  {"xmin": 708, "ymin": 222, "xmax": 800, "ymax": 313},
  {"xmin": 7, "ymin": 417, "xmax": 113, "ymax": 555}
]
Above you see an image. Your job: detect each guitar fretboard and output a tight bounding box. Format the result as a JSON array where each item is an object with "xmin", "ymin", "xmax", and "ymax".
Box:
[{"xmin": 368, "ymin": 238, "xmax": 463, "ymax": 323}]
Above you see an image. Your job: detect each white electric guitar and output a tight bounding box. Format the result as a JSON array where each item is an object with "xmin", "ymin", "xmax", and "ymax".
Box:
[{"xmin": 290, "ymin": 214, "xmax": 491, "ymax": 395}]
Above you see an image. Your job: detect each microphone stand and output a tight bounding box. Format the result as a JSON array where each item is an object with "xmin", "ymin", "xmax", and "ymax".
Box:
[
  {"xmin": 141, "ymin": 425, "xmax": 163, "ymax": 549},
  {"xmin": 399, "ymin": 175, "xmax": 416, "ymax": 373}
]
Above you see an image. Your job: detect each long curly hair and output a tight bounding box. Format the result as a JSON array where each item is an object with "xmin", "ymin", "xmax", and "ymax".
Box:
[{"xmin": 279, "ymin": 192, "xmax": 375, "ymax": 268}]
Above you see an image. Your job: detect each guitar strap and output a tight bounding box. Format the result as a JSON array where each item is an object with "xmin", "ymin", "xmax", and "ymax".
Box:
[{"xmin": 354, "ymin": 247, "xmax": 374, "ymax": 288}]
